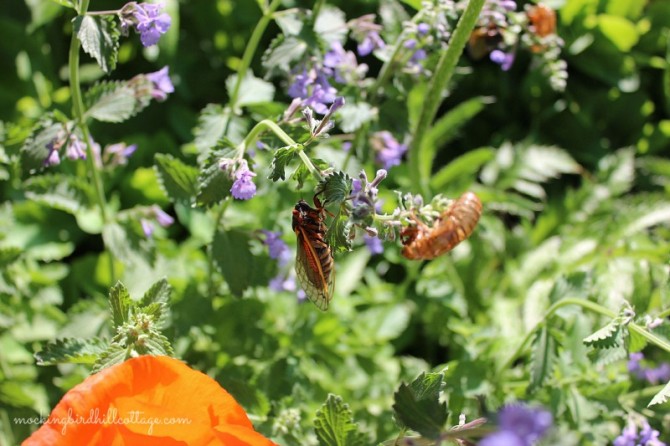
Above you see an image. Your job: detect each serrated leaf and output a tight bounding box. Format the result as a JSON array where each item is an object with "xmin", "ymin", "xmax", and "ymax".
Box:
[
  {"xmin": 138, "ymin": 332, "xmax": 174, "ymax": 356},
  {"xmin": 262, "ymin": 35, "xmax": 308, "ymax": 73},
  {"xmin": 84, "ymin": 82, "xmax": 136, "ymax": 123},
  {"xmin": 226, "ymin": 71, "xmax": 276, "ymax": 107},
  {"xmin": 583, "ymin": 319, "xmax": 621, "ymax": 349},
  {"xmin": 154, "ymin": 153, "xmax": 199, "ymax": 203},
  {"xmin": 109, "ymin": 281, "xmax": 131, "ymax": 328},
  {"xmin": 92, "ymin": 344, "xmax": 127, "ymax": 373},
  {"xmin": 627, "ymin": 327, "xmax": 648, "ymax": 352},
  {"xmin": 24, "ymin": 174, "xmax": 95, "ymax": 214},
  {"xmin": 35, "ymin": 338, "xmax": 106, "ymax": 366},
  {"xmin": 139, "ymin": 278, "xmax": 172, "ymax": 328},
  {"xmin": 316, "ymin": 171, "xmax": 351, "ymax": 207},
  {"xmin": 193, "ymin": 104, "xmax": 247, "ymax": 152},
  {"xmin": 292, "ymin": 158, "xmax": 330, "ymax": 190},
  {"xmin": 0, "ymin": 246, "xmax": 22, "ymax": 267},
  {"xmin": 269, "ymin": 145, "xmax": 299, "ymax": 182},
  {"xmin": 20, "ymin": 118, "xmax": 63, "ymax": 172},
  {"xmin": 73, "ymin": 15, "xmax": 119, "ymax": 74},
  {"xmin": 649, "ymin": 380, "xmax": 670, "ymax": 406},
  {"xmin": 211, "ymin": 228, "xmax": 273, "ymax": 297},
  {"xmin": 529, "ymin": 326, "xmax": 556, "ymax": 393},
  {"xmin": 196, "ymin": 148, "xmax": 235, "ymax": 207},
  {"xmin": 338, "ymin": 102, "xmax": 376, "ymax": 133},
  {"xmin": 314, "ymin": 394, "xmax": 366, "ymax": 446},
  {"xmin": 393, "ymin": 372, "xmax": 448, "ymax": 439},
  {"xmin": 326, "ymin": 210, "xmax": 351, "ymax": 253},
  {"xmin": 274, "ymin": 9, "xmax": 305, "ymax": 35},
  {"xmin": 593, "ymin": 344, "xmax": 627, "ymax": 367},
  {"xmin": 314, "ymin": 6, "xmax": 347, "ymax": 44}
]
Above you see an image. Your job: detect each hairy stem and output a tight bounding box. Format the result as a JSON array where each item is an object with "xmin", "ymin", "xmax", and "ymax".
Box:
[
  {"xmin": 69, "ymin": 0, "xmax": 116, "ymax": 281},
  {"xmin": 408, "ymin": 0, "xmax": 486, "ymax": 195},
  {"xmin": 228, "ymin": 0, "xmax": 283, "ymax": 110}
]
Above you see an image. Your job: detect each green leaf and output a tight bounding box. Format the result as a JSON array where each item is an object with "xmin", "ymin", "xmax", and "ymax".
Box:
[
  {"xmin": 139, "ymin": 278, "xmax": 172, "ymax": 328},
  {"xmin": 314, "ymin": 394, "xmax": 367, "ymax": 446},
  {"xmin": 226, "ymin": 71, "xmax": 275, "ymax": 107},
  {"xmin": 262, "ymin": 35, "xmax": 308, "ymax": 73},
  {"xmin": 314, "ymin": 6, "xmax": 347, "ymax": 44},
  {"xmin": 393, "ymin": 372, "xmax": 448, "ymax": 439},
  {"xmin": 211, "ymin": 228, "xmax": 273, "ymax": 297},
  {"xmin": 649, "ymin": 380, "xmax": 670, "ymax": 406},
  {"xmin": 274, "ymin": 9, "xmax": 305, "ymax": 36},
  {"xmin": 24, "ymin": 174, "xmax": 95, "ymax": 214},
  {"xmin": 20, "ymin": 116, "xmax": 64, "ymax": 173},
  {"xmin": 338, "ymin": 102, "xmax": 376, "ymax": 133},
  {"xmin": 316, "ymin": 171, "xmax": 352, "ymax": 207},
  {"xmin": 196, "ymin": 148, "xmax": 235, "ymax": 207},
  {"xmin": 269, "ymin": 145, "xmax": 299, "ymax": 182},
  {"xmin": 325, "ymin": 209, "xmax": 351, "ymax": 254},
  {"xmin": 430, "ymin": 147, "xmax": 495, "ymax": 190},
  {"xmin": 420, "ymin": 97, "xmax": 490, "ymax": 181},
  {"xmin": 92, "ymin": 344, "xmax": 127, "ymax": 373},
  {"xmin": 193, "ymin": 104, "xmax": 247, "ymax": 152},
  {"xmin": 596, "ymin": 15, "xmax": 639, "ymax": 52},
  {"xmin": 528, "ymin": 326, "xmax": 556, "ymax": 393},
  {"xmin": 109, "ymin": 281, "xmax": 131, "ymax": 328},
  {"xmin": 0, "ymin": 246, "xmax": 22, "ymax": 267},
  {"xmin": 154, "ymin": 153, "xmax": 199, "ymax": 203},
  {"xmin": 292, "ymin": 158, "xmax": 330, "ymax": 190},
  {"xmin": 35, "ymin": 337, "xmax": 106, "ymax": 366},
  {"xmin": 84, "ymin": 81, "xmax": 139, "ymax": 123},
  {"xmin": 583, "ymin": 319, "xmax": 621, "ymax": 349},
  {"xmin": 73, "ymin": 15, "xmax": 120, "ymax": 74}
]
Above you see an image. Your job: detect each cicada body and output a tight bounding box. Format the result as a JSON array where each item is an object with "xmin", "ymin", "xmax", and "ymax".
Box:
[
  {"xmin": 292, "ymin": 198, "xmax": 335, "ymax": 310},
  {"xmin": 401, "ymin": 192, "xmax": 482, "ymax": 260}
]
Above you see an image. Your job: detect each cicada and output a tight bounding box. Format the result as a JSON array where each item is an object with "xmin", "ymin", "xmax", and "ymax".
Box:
[
  {"xmin": 401, "ymin": 192, "xmax": 482, "ymax": 260},
  {"xmin": 292, "ymin": 196, "xmax": 335, "ymax": 310}
]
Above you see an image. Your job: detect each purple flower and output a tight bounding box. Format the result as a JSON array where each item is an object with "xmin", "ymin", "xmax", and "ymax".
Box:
[
  {"xmin": 498, "ymin": 405, "xmax": 552, "ymax": 444},
  {"xmin": 480, "ymin": 431, "xmax": 526, "ymax": 446},
  {"xmin": 151, "ymin": 205, "xmax": 174, "ymax": 227},
  {"xmin": 269, "ymin": 273, "xmax": 297, "ymax": 292},
  {"xmin": 480, "ymin": 404, "xmax": 552, "ymax": 446},
  {"xmin": 140, "ymin": 219, "xmax": 154, "ymax": 238},
  {"xmin": 615, "ymin": 418, "xmax": 665, "ymax": 446},
  {"xmin": 262, "ymin": 230, "xmax": 291, "ymax": 267},
  {"xmin": 490, "ymin": 49, "xmax": 515, "ymax": 71},
  {"xmin": 372, "ymin": 131, "xmax": 408, "ymax": 170},
  {"xmin": 230, "ymin": 163, "xmax": 257, "ymax": 200},
  {"xmin": 133, "ymin": 2, "xmax": 171, "ymax": 47},
  {"xmin": 65, "ymin": 137, "xmax": 87, "ymax": 160},
  {"xmin": 324, "ymin": 42, "xmax": 368, "ymax": 85},
  {"xmin": 364, "ymin": 234, "xmax": 383, "ymax": 255},
  {"xmin": 103, "ymin": 142, "xmax": 137, "ymax": 166},
  {"xmin": 45, "ymin": 141, "xmax": 61, "ymax": 166},
  {"xmin": 349, "ymin": 169, "xmax": 387, "ymax": 221},
  {"xmin": 357, "ymin": 31, "xmax": 385, "ymax": 56},
  {"xmin": 417, "ymin": 23, "xmax": 430, "ymax": 35},
  {"xmin": 146, "ymin": 66, "xmax": 174, "ymax": 101},
  {"xmin": 628, "ymin": 353, "xmax": 670, "ymax": 384},
  {"xmin": 288, "ymin": 68, "xmax": 337, "ymax": 115}
]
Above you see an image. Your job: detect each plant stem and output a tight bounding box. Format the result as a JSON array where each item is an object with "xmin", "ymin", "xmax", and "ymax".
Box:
[
  {"xmin": 228, "ymin": 0, "xmax": 282, "ymax": 110},
  {"xmin": 69, "ymin": 0, "xmax": 116, "ymax": 281},
  {"xmin": 240, "ymin": 119, "xmax": 324, "ymax": 182},
  {"xmin": 498, "ymin": 297, "xmax": 616, "ymax": 373},
  {"xmin": 408, "ymin": 0, "xmax": 486, "ymax": 195},
  {"xmin": 312, "ymin": 0, "xmax": 326, "ymax": 22},
  {"xmin": 629, "ymin": 322, "xmax": 670, "ymax": 354}
]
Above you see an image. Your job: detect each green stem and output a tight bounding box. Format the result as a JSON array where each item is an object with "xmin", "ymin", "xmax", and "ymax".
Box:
[
  {"xmin": 69, "ymin": 0, "xmax": 116, "ymax": 281},
  {"xmin": 408, "ymin": 0, "xmax": 486, "ymax": 195},
  {"xmin": 240, "ymin": 119, "xmax": 324, "ymax": 182},
  {"xmin": 207, "ymin": 199, "xmax": 230, "ymax": 297},
  {"xmin": 228, "ymin": 0, "xmax": 282, "ymax": 110},
  {"xmin": 499, "ymin": 298, "xmax": 616, "ymax": 373},
  {"xmin": 657, "ymin": 308, "xmax": 670, "ymax": 319},
  {"xmin": 312, "ymin": 0, "xmax": 326, "ymax": 21},
  {"xmin": 629, "ymin": 322, "xmax": 670, "ymax": 354}
]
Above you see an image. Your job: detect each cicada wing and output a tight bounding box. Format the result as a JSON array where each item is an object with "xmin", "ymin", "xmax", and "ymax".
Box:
[{"xmin": 294, "ymin": 231, "xmax": 332, "ymax": 311}]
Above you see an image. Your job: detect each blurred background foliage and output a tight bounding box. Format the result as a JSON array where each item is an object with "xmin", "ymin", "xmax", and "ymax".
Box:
[{"xmin": 1, "ymin": 0, "xmax": 670, "ymax": 444}]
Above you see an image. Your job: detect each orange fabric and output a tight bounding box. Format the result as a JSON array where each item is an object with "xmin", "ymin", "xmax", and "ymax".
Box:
[{"xmin": 23, "ymin": 355, "xmax": 278, "ymax": 446}]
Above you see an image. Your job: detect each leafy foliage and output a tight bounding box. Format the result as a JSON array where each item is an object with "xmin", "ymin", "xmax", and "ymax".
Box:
[
  {"xmin": 73, "ymin": 15, "xmax": 119, "ymax": 74},
  {"xmin": 313, "ymin": 394, "xmax": 367, "ymax": 446},
  {"xmin": 392, "ymin": 372, "xmax": 448, "ymax": 439}
]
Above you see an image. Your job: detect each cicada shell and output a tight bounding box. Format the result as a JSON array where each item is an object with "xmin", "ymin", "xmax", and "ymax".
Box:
[
  {"xmin": 401, "ymin": 192, "xmax": 482, "ymax": 260},
  {"xmin": 527, "ymin": 4, "xmax": 556, "ymax": 38},
  {"xmin": 292, "ymin": 198, "xmax": 335, "ymax": 310}
]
